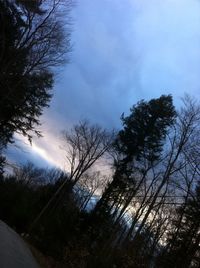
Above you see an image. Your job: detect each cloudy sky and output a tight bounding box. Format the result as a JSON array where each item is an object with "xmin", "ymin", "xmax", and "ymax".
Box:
[{"xmin": 6, "ymin": 0, "xmax": 200, "ymax": 170}]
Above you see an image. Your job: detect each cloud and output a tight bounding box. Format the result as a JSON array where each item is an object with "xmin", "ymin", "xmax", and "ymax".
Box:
[
  {"xmin": 130, "ymin": 0, "xmax": 200, "ymax": 99},
  {"xmin": 6, "ymin": 133, "xmax": 65, "ymax": 170},
  {"xmin": 6, "ymin": 0, "xmax": 200, "ymax": 168}
]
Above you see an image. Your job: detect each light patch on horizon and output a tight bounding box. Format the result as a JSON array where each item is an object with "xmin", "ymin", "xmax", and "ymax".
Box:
[
  {"xmin": 31, "ymin": 142, "xmax": 62, "ymax": 169},
  {"xmin": 25, "ymin": 133, "xmax": 67, "ymax": 170},
  {"xmin": 6, "ymin": 133, "xmax": 66, "ymax": 170}
]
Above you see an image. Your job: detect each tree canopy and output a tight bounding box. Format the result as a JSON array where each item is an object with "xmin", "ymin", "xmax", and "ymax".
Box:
[
  {"xmin": 0, "ymin": 0, "xmax": 72, "ymax": 148},
  {"xmin": 116, "ymin": 94, "xmax": 176, "ymax": 163},
  {"xmin": 0, "ymin": 96, "xmax": 200, "ymax": 267}
]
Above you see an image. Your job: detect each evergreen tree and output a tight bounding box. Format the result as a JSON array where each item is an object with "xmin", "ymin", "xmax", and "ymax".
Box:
[
  {"xmin": 0, "ymin": 0, "xmax": 71, "ymax": 147},
  {"xmin": 94, "ymin": 95, "xmax": 176, "ymax": 225}
]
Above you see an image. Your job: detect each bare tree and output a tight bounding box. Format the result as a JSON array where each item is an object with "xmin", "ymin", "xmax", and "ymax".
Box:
[
  {"xmin": 127, "ymin": 96, "xmax": 200, "ymax": 242},
  {"xmin": 12, "ymin": 162, "xmax": 46, "ymax": 186},
  {"xmin": 62, "ymin": 120, "xmax": 113, "ymax": 187},
  {"xmin": 10, "ymin": 162, "xmax": 65, "ymax": 188},
  {"xmin": 76, "ymin": 171, "xmax": 108, "ymax": 211},
  {"xmin": 29, "ymin": 120, "xmax": 113, "ymax": 231}
]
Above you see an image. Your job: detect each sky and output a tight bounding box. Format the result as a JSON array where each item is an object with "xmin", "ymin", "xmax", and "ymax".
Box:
[{"xmin": 6, "ymin": 0, "xmax": 200, "ymax": 171}]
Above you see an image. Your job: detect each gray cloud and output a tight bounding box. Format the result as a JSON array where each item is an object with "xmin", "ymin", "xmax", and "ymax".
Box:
[{"xmin": 7, "ymin": 0, "xmax": 200, "ymax": 169}]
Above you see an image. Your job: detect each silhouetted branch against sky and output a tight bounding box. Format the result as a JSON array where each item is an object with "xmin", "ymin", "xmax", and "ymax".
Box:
[{"xmin": 5, "ymin": 0, "xmax": 200, "ymax": 169}]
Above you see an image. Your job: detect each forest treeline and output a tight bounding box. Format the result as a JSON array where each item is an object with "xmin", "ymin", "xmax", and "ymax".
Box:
[
  {"xmin": 1, "ymin": 1, "xmax": 200, "ymax": 268},
  {"xmin": 0, "ymin": 95, "xmax": 200, "ymax": 267}
]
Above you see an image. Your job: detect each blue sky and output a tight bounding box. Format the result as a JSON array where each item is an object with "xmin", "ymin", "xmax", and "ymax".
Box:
[{"xmin": 6, "ymin": 0, "xmax": 200, "ymax": 169}]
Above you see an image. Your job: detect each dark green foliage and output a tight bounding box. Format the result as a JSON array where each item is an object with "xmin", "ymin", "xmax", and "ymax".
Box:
[
  {"xmin": 0, "ymin": 163, "xmax": 127, "ymax": 266},
  {"xmin": 0, "ymin": 0, "xmax": 71, "ymax": 147},
  {"xmin": 0, "ymin": 170, "xmax": 59, "ymax": 233},
  {"xmin": 88, "ymin": 96, "xmax": 177, "ymax": 267},
  {"xmin": 116, "ymin": 94, "xmax": 176, "ymax": 162},
  {"xmin": 0, "ymin": 165, "xmax": 81, "ymax": 259},
  {"xmin": 94, "ymin": 95, "xmax": 176, "ymax": 223},
  {"xmin": 1, "ymin": 96, "xmax": 199, "ymax": 268}
]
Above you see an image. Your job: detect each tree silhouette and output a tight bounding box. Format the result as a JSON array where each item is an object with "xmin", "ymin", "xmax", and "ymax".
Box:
[
  {"xmin": 94, "ymin": 95, "xmax": 176, "ymax": 221},
  {"xmin": 0, "ymin": 0, "xmax": 72, "ymax": 149},
  {"xmin": 160, "ymin": 183, "xmax": 200, "ymax": 267}
]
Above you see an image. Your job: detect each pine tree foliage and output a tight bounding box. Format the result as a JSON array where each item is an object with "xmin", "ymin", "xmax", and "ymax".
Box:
[
  {"xmin": 0, "ymin": 0, "xmax": 71, "ymax": 148},
  {"xmin": 95, "ymin": 95, "xmax": 176, "ymax": 219}
]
